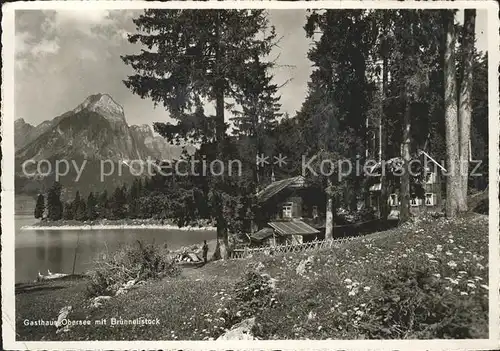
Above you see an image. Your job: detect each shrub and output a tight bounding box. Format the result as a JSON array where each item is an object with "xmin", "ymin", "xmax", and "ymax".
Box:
[
  {"xmin": 217, "ymin": 271, "xmax": 277, "ymax": 334},
  {"xmin": 86, "ymin": 240, "xmax": 180, "ymax": 297},
  {"xmin": 361, "ymin": 264, "xmax": 488, "ymax": 339},
  {"xmin": 473, "ymin": 198, "xmax": 488, "ymax": 214}
]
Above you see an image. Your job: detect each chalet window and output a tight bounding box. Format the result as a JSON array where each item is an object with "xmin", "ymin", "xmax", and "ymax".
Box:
[
  {"xmin": 426, "ymin": 171, "xmax": 436, "ymax": 184},
  {"xmin": 425, "ymin": 193, "xmax": 436, "ymax": 206},
  {"xmin": 389, "ymin": 193, "xmax": 399, "ymax": 207},
  {"xmin": 282, "ymin": 202, "xmax": 293, "ymax": 218},
  {"xmin": 410, "ymin": 197, "xmax": 422, "ymax": 207},
  {"xmin": 312, "ymin": 206, "xmax": 318, "ymax": 218}
]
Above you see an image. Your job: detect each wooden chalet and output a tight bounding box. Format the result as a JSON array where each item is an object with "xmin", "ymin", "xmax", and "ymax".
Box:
[
  {"xmin": 250, "ymin": 176, "xmax": 326, "ymax": 247},
  {"xmin": 367, "ymin": 151, "xmax": 446, "ymax": 219}
]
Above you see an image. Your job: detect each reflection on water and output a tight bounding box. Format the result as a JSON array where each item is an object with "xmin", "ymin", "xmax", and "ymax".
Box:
[{"xmin": 15, "ymin": 215, "xmax": 216, "ymax": 283}]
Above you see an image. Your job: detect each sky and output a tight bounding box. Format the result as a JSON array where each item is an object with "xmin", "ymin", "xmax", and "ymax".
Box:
[{"xmin": 14, "ymin": 9, "xmax": 488, "ymax": 129}]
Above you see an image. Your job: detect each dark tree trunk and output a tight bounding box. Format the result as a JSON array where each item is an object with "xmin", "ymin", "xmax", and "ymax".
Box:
[
  {"xmin": 212, "ymin": 10, "xmax": 230, "ymax": 260},
  {"xmin": 379, "ymin": 52, "xmax": 390, "ymax": 221},
  {"xmin": 444, "ymin": 11, "xmax": 461, "ymax": 218},
  {"xmin": 399, "ymin": 88, "xmax": 411, "ymax": 223},
  {"xmin": 325, "ymin": 178, "xmax": 334, "ymax": 241},
  {"xmin": 458, "ymin": 9, "xmax": 476, "ymax": 212}
]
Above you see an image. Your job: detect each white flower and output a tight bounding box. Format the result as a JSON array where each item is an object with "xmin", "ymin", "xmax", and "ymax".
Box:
[
  {"xmin": 445, "ymin": 287, "xmax": 452, "ymax": 291},
  {"xmin": 363, "ymin": 286, "xmax": 371, "ymax": 292},
  {"xmin": 445, "ymin": 251, "xmax": 453, "ymax": 256},
  {"xmin": 460, "ymin": 291, "xmax": 468, "ymax": 296},
  {"xmin": 348, "ymin": 290, "xmax": 356, "ymax": 296},
  {"xmin": 436, "ymin": 245, "xmax": 443, "ymax": 252},
  {"xmin": 433, "ymin": 273, "xmax": 441, "ymax": 279},
  {"xmin": 344, "ymin": 278, "xmax": 352, "ymax": 284},
  {"xmin": 402, "ymin": 254, "xmax": 408, "ymax": 258},
  {"xmin": 355, "ymin": 310, "xmax": 364, "ymax": 316},
  {"xmin": 447, "ymin": 261, "xmax": 457, "ymax": 268},
  {"xmin": 425, "ymin": 253, "xmax": 435, "ymax": 259}
]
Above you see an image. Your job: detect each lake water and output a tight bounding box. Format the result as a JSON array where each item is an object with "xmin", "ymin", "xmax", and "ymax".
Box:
[{"xmin": 15, "ymin": 215, "xmax": 216, "ymax": 283}]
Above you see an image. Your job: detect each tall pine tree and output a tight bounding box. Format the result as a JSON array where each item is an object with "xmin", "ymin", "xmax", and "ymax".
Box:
[
  {"xmin": 34, "ymin": 194, "xmax": 45, "ymax": 219},
  {"xmin": 304, "ymin": 9, "xmax": 377, "ymax": 236},
  {"xmin": 122, "ymin": 9, "xmax": 278, "ymax": 259},
  {"xmin": 47, "ymin": 182, "xmax": 63, "ymax": 221},
  {"xmin": 87, "ymin": 192, "xmax": 98, "ymax": 220}
]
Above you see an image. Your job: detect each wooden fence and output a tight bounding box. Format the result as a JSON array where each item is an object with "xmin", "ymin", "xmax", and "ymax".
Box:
[{"xmin": 229, "ymin": 236, "xmax": 358, "ymax": 259}]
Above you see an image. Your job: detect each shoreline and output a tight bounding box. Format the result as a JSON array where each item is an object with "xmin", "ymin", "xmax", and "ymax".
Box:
[{"xmin": 20, "ymin": 219, "xmax": 216, "ymax": 231}]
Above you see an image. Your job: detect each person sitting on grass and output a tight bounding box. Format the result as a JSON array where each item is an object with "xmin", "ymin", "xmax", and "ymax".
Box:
[{"xmin": 202, "ymin": 240, "xmax": 209, "ymax": 264}]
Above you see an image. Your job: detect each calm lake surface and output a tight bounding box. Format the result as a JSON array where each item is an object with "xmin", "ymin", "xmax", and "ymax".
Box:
[{"xmin": 15, "ymin": 215, "xmax": 216, "ymax": 283}]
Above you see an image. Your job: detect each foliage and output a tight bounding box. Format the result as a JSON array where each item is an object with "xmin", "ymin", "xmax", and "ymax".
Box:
[
  {"xmin": 34, "ymin": 194, "xmax": 45, "ymax": 219},
  {"xmin": 73, "ymin": 191, "xmax": 87, "ymax": 221},
  {"xmin": 86, "ymin": 240, "xmax": 180, "ymax": 297},
  {"xmin": 17, "ymin": 214, "xmax": 488, "ymax": 341},
  {"xmin": 122, "ymin": 9, "xmax": 280, "ymax": 258},
  {"xmin": 217, "ymin": 270, "xmax": 278, "ymax": 332},
  {"xmin": 86, "ymin": 192, "xmax": 98, "ymax": 220},
  {"xmin": 109, "ymin": 186, "xmax": 127, "ymax": 220},
  {"xmin": 46, "ymin": 181, "xmax": 63, "ymax": 221},
  {"xmin": 253, "ymin": 214, "xmax": 488, "ymax": 340},
  {"xmin": 62, "ymin": 201, "xmax": 74, "ymax": 220}
]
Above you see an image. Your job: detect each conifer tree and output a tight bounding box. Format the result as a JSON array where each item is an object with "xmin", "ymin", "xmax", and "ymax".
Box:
[
  {"xmin": 97, "ymin": 190, "xmax": 109, "ymax": 219},
  {"xmin": 304, "ymin": 9, "xmax": 377, "ymax": 235},
  {"xmin": 74, "ymin": 191, "xmax": 87, "ymax": 221},
  {"xmin": 457, "ymin": 9, "xmax": 476, "ymax": 211},
  {"xmin": 47, "ymin": 181, "xmax": 63, "ymax": 221},
  {"xmin": 231, "ymin": 55, "xmax": 282, "ymax": 187},
  {"xmin": 443, "ymin": 10, "xmax": 461, "ymax": 218},
  {"xmin": 87, "ymin": 192, "xmax": 98, "ymax": 220},
  {"xmin": 34, "ymin": 194, "xmax": 45, "ymax": 219},
  {"xmin": 63, "ymin": 201, "xmax": 74, "ymax": 220},
  {"xmin": 123, "ymin": 9, "xmax": 278, "ymax": 259},
  {"xmin": 110, "ymin": 186, "xmax": 127, "ymax": 219}
]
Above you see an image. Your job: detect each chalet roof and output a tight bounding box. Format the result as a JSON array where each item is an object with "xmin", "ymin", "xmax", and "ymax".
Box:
[
  {"xmin": 250, "ymin": 228, "xmax": 274, "ymax": 242},
  {"xmin": 268, "ymin": 220, "xmax": 320, "ymax": 236},
  {"xmin": 256, "ymin": 176, "xmax": 305, "ymax": 203},
  {"xmin": 418, "ymin": 150, "xmax": 447, "ymax": 172}
]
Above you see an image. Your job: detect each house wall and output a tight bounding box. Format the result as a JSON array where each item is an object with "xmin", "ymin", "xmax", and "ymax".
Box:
[
  {"xmin": 368, "ymin": 166, "xmax": 445, "ymax": 216},
  {"xmin": 259, "ymin": 187, "xmax": 325, "ymax": 227},
  {"xmin": 386, "ymin": 171, "xmax": 445, "ymax": 213}
]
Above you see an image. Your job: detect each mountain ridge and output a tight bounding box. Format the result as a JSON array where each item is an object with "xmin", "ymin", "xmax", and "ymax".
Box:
[{"xmin": 14, "ymin": 93, "xmax": 193, "ymax": 196}]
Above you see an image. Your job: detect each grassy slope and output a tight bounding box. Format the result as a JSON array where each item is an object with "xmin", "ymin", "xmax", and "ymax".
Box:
[{"xmin": 15, "ymin": 213, "xmax": 489, "ymax": 341}]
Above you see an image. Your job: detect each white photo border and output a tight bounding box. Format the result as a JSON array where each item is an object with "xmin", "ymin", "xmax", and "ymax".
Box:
[{"xmin": 1, "ymin": 1, "xmax": 499, "ymax": 350}]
